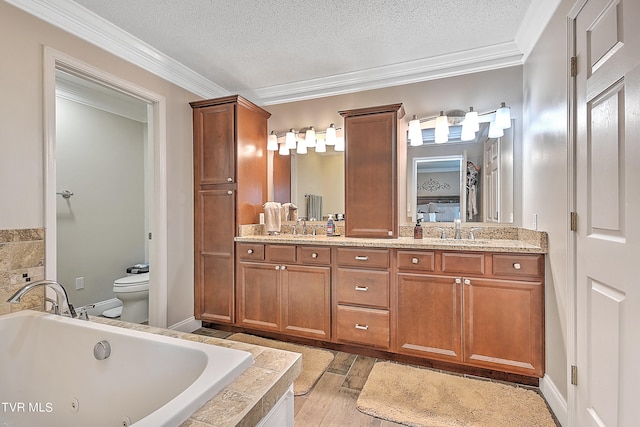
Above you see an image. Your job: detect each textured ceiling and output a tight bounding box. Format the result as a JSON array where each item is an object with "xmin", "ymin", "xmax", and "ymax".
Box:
[{"xmin": 70, "ymin": 0, "xmax": 535, "ymax": 103}]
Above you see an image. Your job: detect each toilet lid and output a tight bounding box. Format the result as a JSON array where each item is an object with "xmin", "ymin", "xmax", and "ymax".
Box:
[{"xmin": 114, "ymin": 272, "xmax": 149, "ymax": 287}]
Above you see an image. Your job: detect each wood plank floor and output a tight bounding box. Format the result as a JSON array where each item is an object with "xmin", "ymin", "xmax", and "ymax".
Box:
[{"xmin": 193, "ymin": 327, "xmax": 559, "ymax": 426}]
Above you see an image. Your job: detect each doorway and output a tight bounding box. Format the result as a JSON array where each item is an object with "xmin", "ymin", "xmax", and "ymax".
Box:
[{"xmin": 43, "ymin": 47, "xmax": 168, "ymax": 327}]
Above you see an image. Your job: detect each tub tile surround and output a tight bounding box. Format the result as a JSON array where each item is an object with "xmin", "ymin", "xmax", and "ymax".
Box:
[
  {"xmin": 91, "ymin": 316, "xmax": 302, "ymax": 427},
  {"xmin": 237, "ymin": 223, "xmax": 548, "ymax": 253},
  {"xmin": 0, "ymin": 228, "xmax": 46, "ymax": 315}
]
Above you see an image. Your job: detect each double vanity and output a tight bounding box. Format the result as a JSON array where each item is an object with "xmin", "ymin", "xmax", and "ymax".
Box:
[{"xmin": 230, "ymin": 224, "xmax": 547, "ymax": 382}]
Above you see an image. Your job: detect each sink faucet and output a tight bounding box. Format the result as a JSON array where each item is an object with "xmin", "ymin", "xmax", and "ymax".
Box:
[
  {"xmin": 454, "ymin": 219, "xmax": 462, "ymax": 240},
  {"xmin": 469, "ymin": 227, "xmax": 482, "ymax": 240},
  {"xmin": 302, "ymin": 219, "xmax": 307, "ymax": 235},
  {"xmin": 7, "ymin": 280, "xmax": 77, "ymax": 318}
]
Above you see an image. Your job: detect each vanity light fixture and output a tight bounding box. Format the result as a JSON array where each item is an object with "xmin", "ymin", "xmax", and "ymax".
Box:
[
  {"xmin": 434, "ymin": 111, "xmax": 449, "ymax": 144},
  {"xmin": 494, "ymin": 102, "xmax": 511, "ymax": 130},
  {"xmin": 285, "ymin": 129, "xmax": 297, "ymax": 149},
  {"xmin": 278, "ymin": 142, "xmax": 290, "ymax": 155},
  {"xmin": 488, "ymin": 119, "xmax": 504, "ymax": 138},
  {"xmin": 408, "ymin": 115, "xmax": 423, "ymax": 146},
  {"xmin": 325, "ymin": 123, "xmax": 337, "ymax": 145},
  {"xmin": 460, "ymin": 107, "xmax": 479, "ymax": 141},
  {"xmin": 267, "ymin": 131, "xmax": 279, "ymax": 151},
  {"xmin": 334, "ymin": 136, "xmax": 345, "ymax": 151},
  {"xmin": 305, "ymin": 126, "xmax": 316, "ymax": 147},
  {"xmin": 296, "ymin": 139, "xmax": 308, "ymax": 154}
]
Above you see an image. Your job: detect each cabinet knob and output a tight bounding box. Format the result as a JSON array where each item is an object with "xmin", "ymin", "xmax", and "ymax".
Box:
[
  {"xmin": 227, "ymin": 177, "xmax": 233, "ymax": 182},
  {"xmin": 355, "ymin": 285, "xmax": 369, "ymax": 292},
  {"xmin": 412, "ymin": 257, "xmax": 419, "ymax": 264},
  {"xmin": 464, "ymin": 279, "xmax": 471, "ymax": 285},
  {"xmin": 311, "ymin": 253, "xmax": 318, "ymax": 258},
  {"xmin": 513, "ymin": 263, "xmax": 522, "ymax": 270},
  {"xmin": 455, "ymin": 278, "xmax": 462, "ymax": 284},
  {"xmin": 355, "ymin": 324, "xmax": 369, "ymax": 331},
  {"xmin": 247, "ymin": 249, "xmax": 254, "ymax": 254},
  {"xmin": 275, "ymin": 265, "xmax": 280, "ymax": 271},
  {"xmin": 355, "ymin": 256, "xmax": 369, "ymax": 261},
  {"xmin": 280, "ymin": 265, "xmax": 287, "ymax": 270},
  {"xmin": 227, "ymin": 190, "xmax": 233, "ymax": 195}
]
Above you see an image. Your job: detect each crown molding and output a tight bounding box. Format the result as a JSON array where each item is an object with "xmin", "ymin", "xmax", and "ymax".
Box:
[
  {"xmin": 8, "ymin": 0, "xmax": 558, "ymax": 106},
  {"xmin": 255, "ymin": 42, "xmax": 524, "ymax": 105},
  {"xmin": 6, "ymin": 0, "xmax": 229, "ymax": 99},
  {"xmin": 515, "ymin": 0, "xmax": 563, "ymax": 61}
]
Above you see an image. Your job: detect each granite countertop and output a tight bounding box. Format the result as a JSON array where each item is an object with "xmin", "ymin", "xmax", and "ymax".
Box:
[
  {"xmin": 90, "ymin": 317, "xmax": 302, "ymax": 427},
  {"xmin": 235, "ymin": 225, "xmax": 548, "ymax": 254}
]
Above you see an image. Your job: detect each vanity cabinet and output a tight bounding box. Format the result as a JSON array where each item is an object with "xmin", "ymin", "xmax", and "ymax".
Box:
[
  {"xmin": 339, "ymin": 104, "xmax": 404, "ymax": 238},
  {"xmin": 236, "ymin": 243, "xmax": 331, "ymax": 340},
  {"xmin": 394, "ymin": 250, "xmax": 544, "ymax": 377},
  {"xmin": 191, "ymin": 95, "xmax": 270, "ymax": 324},
  {"xmin": 334, "ymin": 248, "xmax": 391, "ymax": 349}
]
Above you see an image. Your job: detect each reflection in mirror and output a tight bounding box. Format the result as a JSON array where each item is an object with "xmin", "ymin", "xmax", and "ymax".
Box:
[
  {"xmin": 407, "ymin": 120, "xmax": 514, "ymax": 223},
  {"xmin": 291, "ymin": 151, "xmax": 344, "ymax": 220}
]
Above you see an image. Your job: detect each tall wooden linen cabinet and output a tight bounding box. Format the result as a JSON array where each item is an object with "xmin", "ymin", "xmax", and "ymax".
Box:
[
  {"xmin": 340, "ymin": 103, "xmax": 405, "ymax": 238},
  {"xmin": 191, "ymin": 95, "xmax": 270, "ymax": 323}
]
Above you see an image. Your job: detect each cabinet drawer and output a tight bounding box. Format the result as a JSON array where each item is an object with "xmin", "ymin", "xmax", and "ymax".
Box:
[
  {"xmin": 336, "ymin": 248, "xmax": 389, "ymax": 269},
  {"xmin": 336, "ymin": 268, "xmax": 389, "ymax": 308},
  {"xmin": 492, "ymin": 254, "xmax": 544, "ymax": 278},
  {"xmin": 441, "ymin": 252, "xmax": 485, "ymax": 275},
  {"xmin": 335, "ymin": 305, "xmax": 389, "ymax": 348},
  {"xmin": 297, "ymin": 246, "xmax": 331, "ymax": 265},
  {"xmin": 397, "ymin": 250, "xmax": 436, "ymax": 272},
  {"xmin": 266, "ymin": 245, "xmax": 296, "ymax": 263},
  {"xmin": 237, "ymin": 243, "xmax": 265, "ymax": 261}
]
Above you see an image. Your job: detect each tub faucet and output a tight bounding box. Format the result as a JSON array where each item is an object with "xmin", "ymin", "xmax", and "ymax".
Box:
[{"xmin": 7, "ymin": 280, "xmax": 77, "ymax": 318}]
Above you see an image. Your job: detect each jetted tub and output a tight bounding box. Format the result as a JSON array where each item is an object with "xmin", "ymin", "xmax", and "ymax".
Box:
[{"xmin": 0, "ymin": 310, "xmax": 253, "ymax": 427}]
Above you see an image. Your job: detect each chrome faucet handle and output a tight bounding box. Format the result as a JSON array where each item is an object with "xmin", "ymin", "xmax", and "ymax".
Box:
[
  {"xmin": 75, "ymin": 304, "xmax": 95, "ymax": 320},
  {"xmin": 311, "ymin": 226, "xmax": 317, "ymax": 236},
  {"xmin": 469, "ymin": 227, "xmax": 482, "ymax": 240},
  {"xmin": 434, "ymin": 227, "xmax": 447, "ymax": 239},
  {"xmin": 45, "ymin": 297, "xmax": 59, "ymax": 314}
]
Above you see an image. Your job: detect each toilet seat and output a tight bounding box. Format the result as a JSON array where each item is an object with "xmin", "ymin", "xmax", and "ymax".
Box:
[{"xmin": 113, "ymin": 272, "xmax": 149, "ymax": 293}]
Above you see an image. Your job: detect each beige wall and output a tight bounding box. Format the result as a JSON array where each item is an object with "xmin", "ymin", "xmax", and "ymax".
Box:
[
  {"xmin": 0, "ymin": 2, "xmax": 199, "ymax": 326},
  {"xmin": 264, "ymin": 66, "xmax": 525, "ymax": 226},
  {"xmin": 522, "ymin": 0, "xmax": 575, "ymax": 401}
]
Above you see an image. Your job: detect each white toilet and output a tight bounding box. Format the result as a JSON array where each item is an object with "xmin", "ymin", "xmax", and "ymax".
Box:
[{"xmin": 110, "ymin": 272, "xmax": 149, "ymax": 323}]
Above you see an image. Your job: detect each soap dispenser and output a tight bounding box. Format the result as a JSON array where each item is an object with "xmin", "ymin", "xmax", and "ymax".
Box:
[
  {"xmin": 414, "ymin": 217, "xmax": 423, "ymax": 239},
  {"xmin": 326, "ymin": 214, "xmax": 335, "ymax": 236}
]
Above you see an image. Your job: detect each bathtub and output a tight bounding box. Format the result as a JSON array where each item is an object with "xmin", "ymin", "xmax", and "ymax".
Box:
[{"xmin": 0, "ymin": 310, "xmax": 253, "ymax": 427}]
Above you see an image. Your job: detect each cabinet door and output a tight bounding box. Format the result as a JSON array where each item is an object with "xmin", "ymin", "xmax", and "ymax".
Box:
[
  {"xmin": 282, "ymin": 265, "xmax": 331, "ymax": 340},
  {"xmin": 195, "ymin": 189, "xmax": 235, "ymax": 323},
  {"xmin": 463, "ymin": 277, "xmax": 544, "ymax": 376},
  {"xmin": 237, "ymin": 262, "xmax": 281, "ymax": 332},
  {"xmin": 396, "ymin": 273, "xmax": 462, "ymax": 362},
  {"xmin": 342, "ymin": 105, "xmax": 401, "ymax": 238},
  {"xmin": 193, "ymin": 103, "xmax": 235, "ymax": 186}
]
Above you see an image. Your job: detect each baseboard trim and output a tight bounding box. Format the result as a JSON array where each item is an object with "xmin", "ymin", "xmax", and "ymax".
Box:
[
  {"xmin": 169, "ymin": 316, "xmax": 202, "ymax": 333},
  {"xmin": 540, "ymin": 374, "xmax": 567, "ymax": 426}
]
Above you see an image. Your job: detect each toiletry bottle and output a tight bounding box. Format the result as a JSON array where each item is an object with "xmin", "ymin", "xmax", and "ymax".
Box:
[
  {"xmin": 326, "ymin": 214, "xmax": 335, "ymax": 236},
  {"xmin": 414, "ymin": 218, "xmax": 423, "ymax": 239}
]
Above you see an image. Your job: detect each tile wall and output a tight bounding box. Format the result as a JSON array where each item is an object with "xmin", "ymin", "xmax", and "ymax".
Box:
[{"xmin": 0, "ymin": 228, "xmax": 45, "ymax": 315}]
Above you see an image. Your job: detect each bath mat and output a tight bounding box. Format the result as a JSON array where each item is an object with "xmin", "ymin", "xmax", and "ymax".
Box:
[
  {"xmin": 226, "ymin": 333, "xmax": 334, "ymax": 396},
  {"xmin": 357, "ymin": 362, "xmax": 556, "ymax": 427}
]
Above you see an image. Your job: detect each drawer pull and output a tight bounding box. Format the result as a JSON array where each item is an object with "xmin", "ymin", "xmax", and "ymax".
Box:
[
  {"xmin": 355, "ymin": 285, "xmax": 369, "ymax": 292},
  {"xmin": 355, "ymin": 256, "xmax": 369, "ymax": 261},
  {"xmin": 513, "ymin": 263, "xmax": 522, "ymax": 270},
  {"xmin": 412, "ymin": 257, "xmax": 419, "ymax": 264},
  {"xmin": 311, "ymin": 253, "xmax": 318, "ymax": 258},
  {"xmin": 355, "ymin": 324, "xmax": 369, "ymax": 331},
  {"xmin": 227, "ymin": 177, "xmax": 233, "ymax": 182},
  {"xmin": 247, "ymin": 249, "xmax": 254, "ymax": 254},
  {"xmin": 227, "ymin": 190, "xmax": 233, "ymax": 195},
  {"xmin": 464, "ymin": 279, "xmax": 471, "ymax": 285},
  {"xmin": 455, "ymin": 278, "xmax": 462, "ymax": 284}
]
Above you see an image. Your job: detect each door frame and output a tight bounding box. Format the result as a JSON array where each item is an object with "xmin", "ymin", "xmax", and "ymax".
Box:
[{"xmin": 43, "ymin": 47, "xmax": 168, "ymax": 327}]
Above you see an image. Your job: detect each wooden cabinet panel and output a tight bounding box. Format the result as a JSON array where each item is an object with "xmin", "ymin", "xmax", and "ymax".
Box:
[
  {"xmin": 441, "ymin": 252, "xmax": 485, "ymax": 275},
  {"xmin": 397, "ymin": 250, "xmax": 436, "ymax": 272},
  {"xmin": 335, "ymin": 268, "xmax": 389, "ymax": 308},
  {"xmin": 195, "ymin": 189, "xmax": 235, "ymax": 323},
  {"xmin": 463, "ymin": 277, "xmax": 544, "ymax": 376},
  {"xmin": 396, "ymin": 274, "xmax": 462, "ymax": 362},
  {"xmin": 237, "ymin": 243, "xmax": 265, "ymax": 261},
  {"xmin": 282, "ymin": 265, "xmax": 331, "ymax": 340},
  {"xmin": 237, "ymin": 262, "xmax": 281, "ymax": 331},
  {"xmin": 336, "ymin": 305, "xmax": 390, "ymax": 349},
  {"xmin": 193, "ymin": 103, "xmax": 235, "ymax": 186},
  {"xmin": 336, "ymin": 248, "xmax": 389, "ymax": 269},
  {"xmin": 297, "ymin": 246, "xmax": 331, "ymax": 265},
  {"xmin": 266, "ymin": 244, "xmax": 297, "ymax": 263},
  {"xmin": 340, "ymin": 104, "xmax": 404, "ymax": 238},
  {"xmin": 492, "ymin": 254, "xmax": 544, "ymax": 279}
]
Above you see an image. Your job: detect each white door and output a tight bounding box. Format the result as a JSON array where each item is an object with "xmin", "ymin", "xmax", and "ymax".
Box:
[
  {"xmin": 483, "ymin": 138, "xmax": 500, "ymax": 222},
  {"xmin": 575, "ymin": 0, "xmax": 640, "ymax": 425}
]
